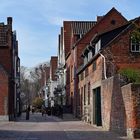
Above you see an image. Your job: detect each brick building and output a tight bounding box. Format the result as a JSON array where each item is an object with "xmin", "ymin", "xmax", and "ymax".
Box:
[
  {"xmin": 39, "ymin": 65, "xmax": 50, "ymax": 98},
  {"xmin": 64, "ymin": 21, "xmax": 96, "ymax": 115},
  {"xmin": 69, "ymin": 8, "xmax": 127, "ymax": 118},
  {"xmin": 49, "ymin": 56, "xmax": 58, "ymax": 107},
  {"xmin": 77, "ymin": 13, "xmax": 140, "ymax": 138},
  {"xmin": 0, "ymin": 17, "xmax": 20, "ymax": 121}
]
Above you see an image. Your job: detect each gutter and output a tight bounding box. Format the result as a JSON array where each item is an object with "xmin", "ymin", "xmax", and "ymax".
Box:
[{"xmin": 99, "ymin": 52, "xmax": 107, "ymax": 79}]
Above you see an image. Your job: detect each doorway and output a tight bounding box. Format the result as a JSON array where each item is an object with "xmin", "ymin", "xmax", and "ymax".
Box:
[{"xmin": 93, "ymin": 87, "xmax": 102, "ymax": 126}]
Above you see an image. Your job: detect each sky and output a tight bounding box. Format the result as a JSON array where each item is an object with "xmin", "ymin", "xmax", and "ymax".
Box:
[{"xmin": 0, "ymin": 0, "xmax": 140, "ymax": 68}]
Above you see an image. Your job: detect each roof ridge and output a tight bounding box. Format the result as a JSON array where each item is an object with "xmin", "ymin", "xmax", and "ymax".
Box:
[{"xmin": 74, "ymin": 7, "xmax": 128, "ymax": 47}]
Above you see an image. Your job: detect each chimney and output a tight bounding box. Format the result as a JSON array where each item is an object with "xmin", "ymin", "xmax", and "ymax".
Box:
[{"xmin": 7, "ymin": 17, "xmax": 12, "ymax": 25}]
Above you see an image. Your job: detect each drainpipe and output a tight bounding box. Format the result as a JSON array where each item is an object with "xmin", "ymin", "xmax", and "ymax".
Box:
[{"xmin": 99, "ymin": 52, "xmax": 107, "ymax": 79}]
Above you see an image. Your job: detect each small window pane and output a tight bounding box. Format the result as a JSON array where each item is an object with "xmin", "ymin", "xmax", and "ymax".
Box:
[
  {"xmin": 136, "ymin": 44, "xmax": 139, "ymax": 51},
  {"xmin": 132, "ymin": 45, "xmax": 135, "ymax": 51}
]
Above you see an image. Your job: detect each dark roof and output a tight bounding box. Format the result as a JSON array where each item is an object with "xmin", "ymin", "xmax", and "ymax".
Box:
[
  {"xmin": 77, "ymin": 22, "xmax": 132, "ymax": 75},
  {"xmin": 71, "ymin": 21, "xmax": 96, "ymax": 35},
  {"xmin": 64, "ymin": 21, "xmax": 96, "ymax": 59},
  {"xmin": 94, "ymin": 23, "xmax": 130, "ymax": 48},
  {"xmin": 74, "ymin": 7, "xmax": 128, "ymax": 47},
  {"xmin": 81, "ymin": 23, "xmax": 130, "ymax": 56}
]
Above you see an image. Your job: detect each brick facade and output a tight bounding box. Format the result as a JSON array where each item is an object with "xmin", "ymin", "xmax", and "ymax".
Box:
[
  {"xmin": 0, "ymin": 17, "xmax": 20, "ymax": 121},
  {"xmin": 50, "ymin": 56, "xmax": 58, "ymax": 81},
  {"xmin": 122, "ymin": 84, "xmax": 140, "ymax": 138},
  {"xmin": 0, "ymin": 65, "xmax": 9, "ymax": 120},
  {"xmin": 77, "ymin": 8, "xmax": 140, "ymax": 138},
  {"xmin": 64, "ymin": 21, "xmax": 96, "ymax": 115},
  {"xmin": 75, "ymin": 8, "xmax": 128, "ymax": 118},
  {"xmin": 101, "ymin": 75, "xmax": 126, "ymax": 135},
  {"xmin": 102, "ymin": 76, "xmax": 140, "ymax": 138}
]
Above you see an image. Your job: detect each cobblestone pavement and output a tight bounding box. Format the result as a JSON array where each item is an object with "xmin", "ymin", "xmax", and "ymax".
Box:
[{"xmin": 0, "ymin": 113, "xmax": 138, "ymax": 140}]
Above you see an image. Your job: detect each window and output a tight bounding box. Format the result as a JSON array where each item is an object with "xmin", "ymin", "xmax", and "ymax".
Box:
[
  {"xmin": 84, "ymin": 55, "xmax": 88, "ymax": 65},
  {"xmin": 95, "ymin": 40, "xmax": 101, "ymax": 54},
  {"xmin": 78, "ymin": 75, "xmax": 81, "ymax": 81},
  {"xmin": 71, "ymin": 65, "xmax": 73, "ymax": 82},
  {"xmin": 131, "ymin": 39, "xmax": 140, "ymax": 52},
  {"xmin": 88, "ymin": 51, "xmax": 92, "ymax": 61},
  {"xmin": 93, "ymin": 61, "xmax": 96, "ymax": 71},
  {"xmin": 81, "ymin": 72, "xmax": 84, "ymax": 80},
  {"xmin": 88, "ymin": 82, "xmax": 90, "ymax": 105},
  {"xmin": 111, "ymin": 19, "xmax": 116, "ymax": 25},
  {"xmin": 84, "ymin": 85, "xmax": 86, "ymax": 105},
  {"xmin": 81, "ymin": 87, "xmax": 83, "ymax": 107},
  {"xmin": 76, "ymin": 34, "xmax": 83, "ymax": 40}
]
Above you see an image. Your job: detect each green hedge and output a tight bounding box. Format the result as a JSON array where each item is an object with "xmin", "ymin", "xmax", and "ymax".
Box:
[{"xmin": 119, "ymin": 68, "xmax": 140, "ymax": 84}]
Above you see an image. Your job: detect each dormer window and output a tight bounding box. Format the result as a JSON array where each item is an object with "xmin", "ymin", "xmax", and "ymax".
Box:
[
  {"xmin": 84, "ymin": 55, "xmax": 88, "ymax": 65},
  {"xmin": 88, "ymin": 51, "xmax": 92, "ymax": 61},
  {"xmin": 95, "ymin": 40, "xmax": 101, "ymax": 54},
  {"xmin": 76, "ymin": 34, "xmax": 83, "ymax": 40}
]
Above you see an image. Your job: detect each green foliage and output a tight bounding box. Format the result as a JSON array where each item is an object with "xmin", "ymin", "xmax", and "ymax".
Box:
[
  {"xmin": 131, "ymin": 26, "xmax": 140, "ymax": 42},
  {"xmin": 32, "ymin": 97, "xmax": 44, "ymax": 109},
  {"xmin": 119, "ymin": 68, "xmax": 140, "ymax": 83}
]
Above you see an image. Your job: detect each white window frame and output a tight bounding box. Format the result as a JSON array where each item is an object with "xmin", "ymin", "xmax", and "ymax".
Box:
[
  {"xmin": 131, "ymin": 39, "xmax": 140, "ymax": 52},
  {"xmin": 95, "ymin": 39, "xmax": 101, "ymax": 54}
]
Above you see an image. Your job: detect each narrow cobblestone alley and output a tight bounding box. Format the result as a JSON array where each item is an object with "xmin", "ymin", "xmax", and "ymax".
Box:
[{"xmin": 0, "ymin": 113, "xmax": 137, "ymax": 140}]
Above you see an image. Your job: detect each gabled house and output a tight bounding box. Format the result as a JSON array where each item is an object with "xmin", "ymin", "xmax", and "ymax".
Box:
[
  {"xmin": 77, "ymin": 16, "xmax": 140, "ymax": 138},
  {"xmin": 0, "ymin": 17, "xmax": 20, "ymax": 121},
  {"xmin": 65, "ymin": 21, "xmax": 96, "ymax": 115},
  {"xmin": 70, "ymin": 7, "xmax": 128, "ymax": 118},
  {"xmin": 56, "ymin": 21, "xmax": 96, "ymax": 114}
]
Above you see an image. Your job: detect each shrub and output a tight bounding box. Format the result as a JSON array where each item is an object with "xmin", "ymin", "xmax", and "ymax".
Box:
[
  {"xmin": 32, "ymin": 97, "xmax": 44, "ymax": 109},
  {"xmin": 119, "ymin": 68, "xmax": 140, "ymax": 84}
]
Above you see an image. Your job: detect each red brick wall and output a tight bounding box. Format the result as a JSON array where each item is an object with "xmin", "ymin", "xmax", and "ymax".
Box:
[
  {"xmin": 66, "ymin": 8, "xmax": 128, "ymax": 117},
  {"xmin": 78, "ymin": 56, "xmax": 103, "ymax": 119},
  {"xmin": 0, "ymin": 25, "xmax": 12, "ymax": 74},
  {"xmin": 50, "ymin": 56, "xmax": 58, "ymax": 81},
  {"xmin": 0, "ymin": 18, "xmax": 14, "ymax": 120},
  {"xmin": 122, "ymin": 84, "xmax": 140, "ymax": 138},
  {"xmin": 45, "ymin": 67, "xmax": 50, "ymax": 82},
  {"xmin": 76, "ymin": 8, "xmax": 128, "ymax": 68},
  {"xmin": 0, "ymin": 66, "xmax": 9, "ymax": 116},
  {"xmin": 63, "ymin": 21, "xmax": 72, "ymax": 58},
  {"xmin": 103, "ymin": 25, "xmax": 140, "ymax": 72},
  {"xmin": 101, "ymin": 75, "xmax": 126, "ymax": 135},
  {"xmin": 101, "ymin": 76, "xmax": 140, "ymax": 138}
]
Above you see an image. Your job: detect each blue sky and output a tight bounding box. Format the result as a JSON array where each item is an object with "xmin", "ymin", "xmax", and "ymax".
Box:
[{"xmin": 0, "ymin": 0, "xmax": 140, "ymax": 67}]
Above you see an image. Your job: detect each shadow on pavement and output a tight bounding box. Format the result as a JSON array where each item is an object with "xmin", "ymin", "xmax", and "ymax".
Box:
[
  {"xmin": 16, "ymin": 112, "xmax": 79, "ymax": 123},
  {"xmin": 0, "ymin": 129, "xmax": 126, "ymax": 140}
]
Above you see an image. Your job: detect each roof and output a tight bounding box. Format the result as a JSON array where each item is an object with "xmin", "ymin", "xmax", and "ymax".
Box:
[
  {"xmin": 77, "ymin": 18, "xmax": 139, "ymax": 75},
  {"xmin": 71, "ymin": 21, "xmax": 96, "ymax": 34},
  {"xmin": 63, "ymin": 21, "xmax": 96, "ymax": 58},
  {"xmin": 81, "ymin": 23, "xmax": 130, "ymax": 56},
  {"xmin": 74, "ymin": 7, "xmax": 128, "ymax": 47}
]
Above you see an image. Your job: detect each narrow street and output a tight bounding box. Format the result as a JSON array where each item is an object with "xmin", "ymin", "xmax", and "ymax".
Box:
[{"xmin": 0, "ymin": 113, "xmax": 134, "ymax": 140}]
